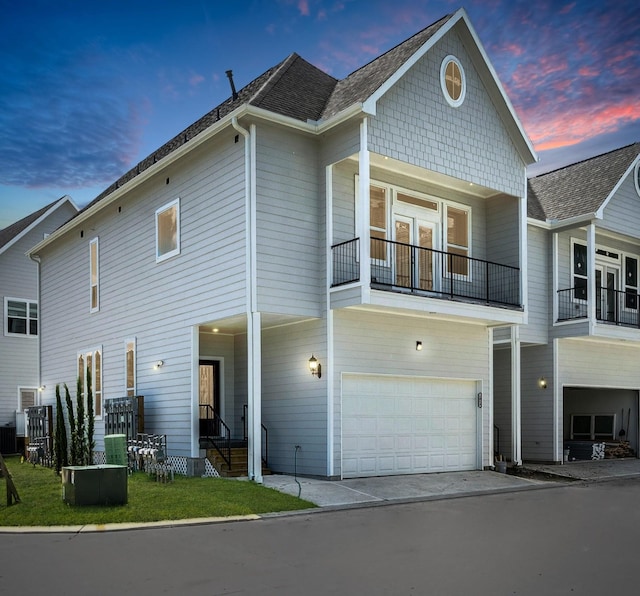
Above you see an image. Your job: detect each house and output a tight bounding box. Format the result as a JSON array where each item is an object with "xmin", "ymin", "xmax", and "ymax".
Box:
[
  {"xmin": 494, "ymin": 143, "xmax": 640, "ymax": 464},
  {"xmin": 0, "ymin": 196, "xmax": 78, "ymax": 451},
  {"xmin": 28, "ymin": 8, "xmax": 536, "ymax": 479}
]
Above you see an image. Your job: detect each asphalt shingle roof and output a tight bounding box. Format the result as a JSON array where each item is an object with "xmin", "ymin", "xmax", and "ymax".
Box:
[
  {"xmin": 0, "ymin": 198, "xmax": 62, "ymax": 251},
  {"xmin": 73, "ymin": 13, "xmax": 457, "ymax": 218},
  {"xmin": 528, "ymin": 142, "xmax": 640, "ymax": 221}
]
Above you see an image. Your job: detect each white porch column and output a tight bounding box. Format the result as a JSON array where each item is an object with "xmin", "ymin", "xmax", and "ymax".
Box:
[
  {"xmin": 552, "ymin": 231, "xmax": 559, "ymax": 323},
  {"xmin": 358, "ymin": 118, "xmax": 371, "ymax": 299},
  {"xmin": 510, "ymin": 325, "xmax": 522, "ymax": 465},
  {"xmin": 247, "ymin": 311, "xmax": 262, "ymax": 483},
  {"xmin": 587, "ymin": 222, "xmax": 596, "ymax": 324}
]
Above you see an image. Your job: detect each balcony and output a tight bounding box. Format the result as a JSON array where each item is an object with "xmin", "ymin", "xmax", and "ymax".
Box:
[
  {"xmin": 558, "ymin": 287, "xmax": 640, "ymax": 328},
  {"xmin": 332, "ymin": 237, "xmax": 521, "ymax": 308}
]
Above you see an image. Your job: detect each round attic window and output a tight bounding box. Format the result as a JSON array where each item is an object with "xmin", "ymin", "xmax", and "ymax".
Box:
[
  {"xmin": 440, "ymin": 56, "xmax": 466, "ymax": 107},
  {"xmin": 635, "ymin": 161, "xmax": 640, "ymax": 197}
]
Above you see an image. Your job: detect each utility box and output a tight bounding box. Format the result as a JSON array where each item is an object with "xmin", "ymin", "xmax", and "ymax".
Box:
[{"xmin": 62, "ymin": 465, "xmax": 128, "ymax": 506}]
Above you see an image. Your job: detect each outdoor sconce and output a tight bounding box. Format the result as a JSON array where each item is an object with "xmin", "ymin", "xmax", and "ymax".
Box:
[
  {"xmin": 154, "ymin": 360, "xmax": 164, "ymax": 370},
  {"xmin": 309, "ymin": 355, "xmax": 322, "ymax": 379},
  {"xmin": 39, "ymin": 385, "xmax": 46, "ymax": 392},
  {"xmin": 416, "ymin": 341, "xmax": 423, "ymax": 351},
  {"xmin": 538, "ymin": 377, "xmax": 547, "ymax": 390}
]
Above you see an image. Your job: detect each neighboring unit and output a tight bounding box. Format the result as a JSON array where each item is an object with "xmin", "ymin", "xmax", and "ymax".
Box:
[
  {"xmin": 0, "ymin": 197, "xmax": 78, "ymax": 451},
  {"xmin": 495, "ymin": 143, "xmax": 640, "ymax": 464},
  {"xmin": 28, "ymin": 9, "xmax": 536, "ymax": 479}
]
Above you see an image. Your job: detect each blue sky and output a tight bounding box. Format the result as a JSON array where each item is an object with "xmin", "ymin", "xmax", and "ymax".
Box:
[{"xmin": 1, "ymin": 0, "xmax": 638, "ymax": 228}]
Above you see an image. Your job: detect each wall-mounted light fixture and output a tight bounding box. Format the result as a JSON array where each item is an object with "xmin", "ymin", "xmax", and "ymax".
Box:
[
  {"xmin": 309, "ymin": 355, "xmax": 322, "ymax": 379},
  {"xmin": 416, "ymin": 341, "xmax": 423, "ymax": 351},
  {"xmin": 39, "ymin": 385, "xmax": 46, "ymax": 392},
  {"xmin": 154, "ymin": 360, "xmax": 164, "ymax": 370},
  {"xmin": 538, "ymin": 377, "xmax": 547, "ymax": 389}
]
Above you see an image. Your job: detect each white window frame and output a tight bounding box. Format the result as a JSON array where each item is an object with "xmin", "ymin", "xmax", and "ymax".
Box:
[
  {"xmin": 17, "ymin": 387, "xmax": 38, "ymax": 411},
  {"xmin": 90, "ymin": 237, "xmax": 99, "ymax": 312},
  {"xmin": 444, "ymin": 202, "xmax": 472, "ymax": 280},
  {"xmin": 571, "ymin": 239, "xmax": 589, "ymax": 303},
  {"xmin": 155, "ymin": 198, "xmax": 181, "ymax": 262},
  {"xmin": 78, "ymin": 346, "xmax": 103, "ymax": 419},
  {"xmin": 634, "ymin": 161, "xmax": 640, "ymax": 198},
  {"xmin": 440, "ymin": 55, "xmax": 466, "ymax": 108},
  {"xmin": 570, "ymin": 413, "xmax": 616, "ymax": 441},
  {"xmin": 125, "ymin": 337, "xmax": 136, "ymax": 397},
  {"xmin": 4, "ymin": 297, "xmax": 38, "ymax": 337},
  {"xmin": 624, "ymin": 254, "xmax": 639, "ymax": 310}
]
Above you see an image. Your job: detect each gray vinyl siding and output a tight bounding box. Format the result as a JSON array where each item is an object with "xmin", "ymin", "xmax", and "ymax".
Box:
[
  {"xmin": 37, "ymin": 132, "xmax": 248, "ymax": 457},
  {"xmin": 601, "ymin": 173, "xmax": 640, "ymax": 237},
  {"xmin": 520, "ymin": 343, "xmax": 555, "ymax": 462},
  {"xmin": 0, "ymin": 201, "xmax": 77, "ymax": 426},
  {"xmin": 332, "ymin": 309, "xmax": 490, "ymax": 476},
  {"xmin": 331, "ymin": 161, "xmax": 357, "ymax": 244},
  {"xmin": 522, "ymin": 224, "xmax": 550, "ymax": 344},
  {"xmin": 261, "ymin": 319, "xmax": 327, "ymax": 476},
  {"xmin": 255, "ymin": 124, "xmax": 323, "ymax": 317},
  {"xmin": 320, "ymin": 121, "xmax": 360, "ymax": 166},
  {"xmin": 492, "ymin": 346, "xmax": 512, "ymax": 459},
  {"xmin": 486, "ymin": 195, "xmax": 519, "ymax": 268},
  {"xmin": 368, "ymin": 28, "xmax": 524, "ymax": 198}
]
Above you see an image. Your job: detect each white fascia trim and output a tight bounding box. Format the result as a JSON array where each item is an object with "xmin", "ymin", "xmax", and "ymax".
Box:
[
  {"xmin": 595, "ymin": 154, "xmax": 640, "ymax": 219},
  {"xmin": 4, "ymin": 196, "xmax": 78, "ymax": 257},
  {"xmin": 28, "ymin": 104, "xmax": 253, "ymax": 256},
  {"xmin": 546, "ymin": 213, "xmax": 599, "ymax": 230},
  {"xmin": 245, "ymin": 103, "xmax": 365, "ymax": 133}
]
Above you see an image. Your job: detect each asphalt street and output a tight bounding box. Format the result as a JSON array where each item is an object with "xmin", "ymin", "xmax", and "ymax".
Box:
[{"xmin": 2, "ymin": 477, "xmax": 640, "ymax": 595}]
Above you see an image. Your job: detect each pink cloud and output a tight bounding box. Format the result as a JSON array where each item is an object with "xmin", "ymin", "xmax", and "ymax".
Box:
[
  {"xmin": 298, "ymin": 0, "xmax": 309, "ymax": 16},
  {"xmin": 189, "ymin": 73, "xmax": 204, "ymax": 87},
  {"xmin": 578, "ymin": 66, "xmax": 598, "ymax": 77},
  {"xmin": 526, "ymin": 101, "xmax": 639, "ymax": 152}
]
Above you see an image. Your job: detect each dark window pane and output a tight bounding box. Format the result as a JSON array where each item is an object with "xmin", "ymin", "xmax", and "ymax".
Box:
[
  {"xmin": 574, "ymin": 277, "xmax": 587, "ymax": 300},
  {"xmin": 573, "ymin": 243, "xmax": 587, "ymax": 275},
  {"xmin": 8, "ymin": 318, "xmax": 26, "ymax": 334},
  {"xmin": 30, "ymin": 320, "xmax": 38, "ymax": 335},
  {"xmin": 626, "ymin": 257, "xmax": 638, "ymax": 287}
]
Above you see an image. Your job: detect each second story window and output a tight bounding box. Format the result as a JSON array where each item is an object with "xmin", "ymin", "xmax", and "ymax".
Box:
[
  {"xmin": 156, "ymin": 198, "xmax": 180, "ymax": 262},
  {"xmin": 573, "ymin": 242, "xmax": 588, "ymax": 300},
  {"xmin": 90, "ymin": 238, "xmax": 99, "ymax": 312},
  {"xmin": 446, "ymin": 205, "xmax": 470, "ymax": 276},
  {"xmin": 78, "ymin": 347, "xmax": 103, "ymax": 418},
  {"xmin": 370, "ymin": 185, "xmax": 387, "ymax": 261},
  {"xmin": 4, "ymin": 298, "xmax": 38, "ymax": 337}
]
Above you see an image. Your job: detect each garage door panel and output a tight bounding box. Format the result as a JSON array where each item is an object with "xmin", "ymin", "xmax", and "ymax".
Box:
[{"xmin": 343, "ymin": 375, "xmax": 477, "ymax": 478}]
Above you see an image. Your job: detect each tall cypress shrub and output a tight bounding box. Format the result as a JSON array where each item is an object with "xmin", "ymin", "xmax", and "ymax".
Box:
[
  {"xmin": 86, "ymin": 368, "xmax": 95, "ymax": 465},
  {"xmin": 53, "ymin": 384, "xmax": 68, "ymax": 473}
]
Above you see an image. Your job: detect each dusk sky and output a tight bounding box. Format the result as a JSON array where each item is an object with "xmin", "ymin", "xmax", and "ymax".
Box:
[{"xmin": 1, "ymin": 0, "xmax": 638, "ymax": 228}]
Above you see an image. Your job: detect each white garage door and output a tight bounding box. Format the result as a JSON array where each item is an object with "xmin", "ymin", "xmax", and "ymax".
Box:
[{"xmin": 342, "ymin": 375, "xmax": 478, "ymax": 478}]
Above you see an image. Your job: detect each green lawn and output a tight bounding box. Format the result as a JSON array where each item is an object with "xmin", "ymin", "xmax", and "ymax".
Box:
[{"xmin": 0, "ymin": 456, "xmax": 315, "ymax": 527}]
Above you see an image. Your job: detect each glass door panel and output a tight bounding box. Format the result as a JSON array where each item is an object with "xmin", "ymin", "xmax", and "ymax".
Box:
[
  {"xmin": 417, "ymin": 223, "xmax": 434, "ymax": 291},
  {"xmin": 394, "ymin": 218, "xmax": 412, "ymax": 288}
]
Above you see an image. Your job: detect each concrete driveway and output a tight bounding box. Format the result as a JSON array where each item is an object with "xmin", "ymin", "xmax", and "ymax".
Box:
[{"xmin": 263, "ymin": 458, "xmax": 640, "ymax": 508}]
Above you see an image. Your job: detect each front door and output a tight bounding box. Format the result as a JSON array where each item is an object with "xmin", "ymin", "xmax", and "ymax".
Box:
[
  {"xmin": 596, "ymin": 265, "xmax": 619, "ymax": 322},
  {"xmin": 393, "ymin": 215, "xmax": 436, "ymax": 291},
  {"xmin": 199, "ymin": 360, "xmax": 221, "ymax": 436}
]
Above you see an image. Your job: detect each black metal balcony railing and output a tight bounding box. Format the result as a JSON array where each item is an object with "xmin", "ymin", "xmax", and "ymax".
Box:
[
  {"xmin": 557, "ymin": 287, "xmax": 640, "ymax": 327},
  {"xmin": 331, "ymin": 237, "xmax": 521, "ymax": 307}
]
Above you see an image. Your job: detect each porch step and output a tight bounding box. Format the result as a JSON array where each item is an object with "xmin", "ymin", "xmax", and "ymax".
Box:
[{"xmin": 206, "ymin": 447, "xmax": 271, "ymax": 478}]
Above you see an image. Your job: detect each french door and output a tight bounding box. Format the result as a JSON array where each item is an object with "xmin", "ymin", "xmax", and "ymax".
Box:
[
  {"xmin": 595, "ymin": 264, "xmax": 619, "ymax": 322},
  {"xmin": 393, "ymin": 215, "xmax": 437, "ymax": 291}
]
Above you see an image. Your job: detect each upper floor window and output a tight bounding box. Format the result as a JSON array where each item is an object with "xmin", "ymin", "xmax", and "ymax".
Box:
[
  {"xmin": 156, "ymin": 198, "xmax": 180, "ymax": 262},
  {"xmin": 4, "ymin": 298, "xmax": 38, "ymax": 337},
  {"xmin": 370, "ymin": 185, "xmax": 388, "ymax": 261},
  {"xmin": 440, "ymin": 55, "xmax": 466, "ymax": 107},
  {"xmin": 634, "ymin": 162, "xmax": 640, "ymax": 198},
  {"xmin": 90, "ymin": 237, "xmax": 99, "ymax": 312},
  {"xmin": 573, "ymin": 242, "xmax": 588, "ymax": 300},
  {"xmin": 445, "ymin": 205, "xmax": 470, "ymax": 276}
]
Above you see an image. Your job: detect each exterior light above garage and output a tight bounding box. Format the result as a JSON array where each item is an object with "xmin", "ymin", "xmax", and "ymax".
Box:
[{"xmin": 416, "ymin": 341, "xmax": 423, "ymax": 351}]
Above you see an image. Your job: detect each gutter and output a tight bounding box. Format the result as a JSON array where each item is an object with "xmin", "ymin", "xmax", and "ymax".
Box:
[{"xmin": 28, "ymin": 254, "xmax": 42, "ymax": 398}]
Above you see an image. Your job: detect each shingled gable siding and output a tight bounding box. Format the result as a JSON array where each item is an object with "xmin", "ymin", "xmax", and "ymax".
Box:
[
  {"xmin": 332, "ymin": 309, "xmax": 490, "ymax": 476},
  {"xmin": 255, "ymin": 123, "xmax": 323, "ymax": 316},
  {"xmin": 601, "ymin": 172, "xmax": 640, "ymax": 238},
  {"xmin": 0, "ymin": 202, "xmax": 78, "ymax": 426},
  {"xmin": 368, "ymin": 30, "xmax": 523, "ymax": 199},
  {"xmin": 38, "ymin": 136, "xmax": 247, "ymax": 457}
]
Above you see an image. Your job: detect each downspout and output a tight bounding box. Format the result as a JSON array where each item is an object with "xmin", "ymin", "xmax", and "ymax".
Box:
[
  {"xmin": 232, "ymin": 116, "xmax": 263, "ymax": 483},
  {"xmin": 29, "ymin": 254, "xmax": 42, "ymax": 401}
]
